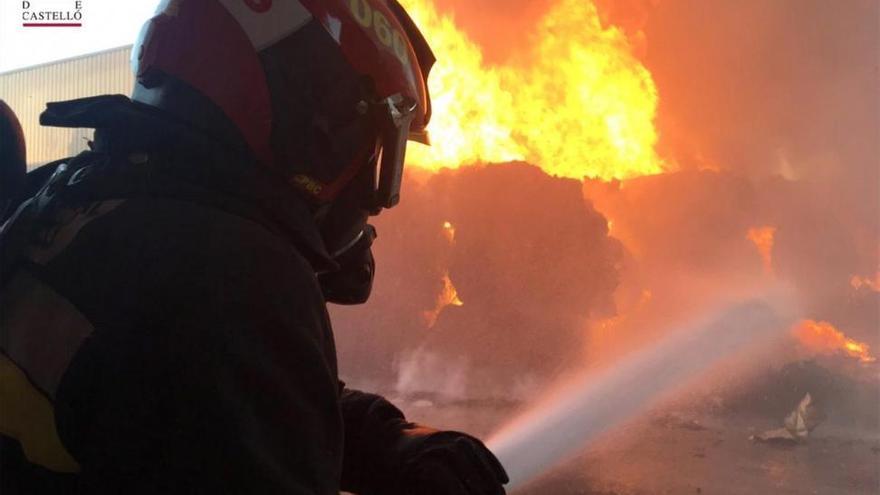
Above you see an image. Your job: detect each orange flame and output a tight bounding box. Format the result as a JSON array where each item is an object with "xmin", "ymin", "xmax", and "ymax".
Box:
[
  {"xmin": 746, "ymin": 226, "xmax": 777, "ymax": 275},
  {"xmin": 423, "ymin": 272, "xmax": 465, "ymax": 328},
  {"xmin": 442, "ymin": 220, "xmax": 456, "ymax": 244},
  {"xmin": 850, "ymin": 272, "xmax": 880, "ymax": 292},
  {"xmin": 400, "ymin": 0, "xmax": 665, "ymax": 181},
  {"xmin": 793, "ymin": 320, "xmax": 876, "ymax": 363}
]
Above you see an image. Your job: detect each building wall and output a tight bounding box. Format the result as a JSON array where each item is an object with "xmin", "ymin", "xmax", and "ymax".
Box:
[{"xmin": 0, "ymin": 46, "xmax": 134, "ymax": 169}]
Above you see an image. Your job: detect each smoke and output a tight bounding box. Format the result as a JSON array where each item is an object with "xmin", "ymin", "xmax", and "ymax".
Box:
[
  {"xmin": 583, "ymin": 171, "xmax": 878, "ymax": 353},
  {"xmin": 644, "ymin": 0, "xmax": 879, "ymax": 219},
  {"xmin": 395, "ymin": 347, "xmax": 470, "ymax": 400},
  {"xmin": 578, "ymin": 0, "xmax": 879, "ymax": 361},
  {"xmin": 332, "ymin": 164, "xmax": 622, "ymax": 397},
  {"xmin": 332, "ymin": 0, "xmax": 878, "ymax": 429},
  {"xmin": 617, "ymin": 0, "xmax": 875, "ymax": 186}
]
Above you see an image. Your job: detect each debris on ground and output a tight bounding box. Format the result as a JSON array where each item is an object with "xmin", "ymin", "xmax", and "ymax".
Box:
[{"xmin": 750, "ymin": 393, "xmax": 826, "ymax": 445}]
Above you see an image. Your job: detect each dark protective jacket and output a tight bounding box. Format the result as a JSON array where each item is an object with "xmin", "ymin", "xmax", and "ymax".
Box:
[{"xmin": 0, "ymin": 96, "xmax": 409, "ymax": 494}]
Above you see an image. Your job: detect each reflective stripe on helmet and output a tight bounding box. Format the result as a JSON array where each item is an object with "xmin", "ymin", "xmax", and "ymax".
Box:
[{"xmin": 216, "ymin": 0, "xmax": 313, "ymax": 50}]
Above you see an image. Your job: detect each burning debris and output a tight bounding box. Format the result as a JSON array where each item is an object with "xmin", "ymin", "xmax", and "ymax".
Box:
[
  {"xmin": 793, "ymin": 320, "xmax": 876, "ymax": 364},
  {"xmin": 421, "ymin": 220, "xmax": 464, "ymax": 329},
  {"xmin": 423, "ymin": 271, "xmax": 465, "ymax": 329}
]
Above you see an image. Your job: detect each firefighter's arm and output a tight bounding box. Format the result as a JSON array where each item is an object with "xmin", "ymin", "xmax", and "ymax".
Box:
[
  {"xmin": 339, "ymin": 388, "xmax": 508, "ymax": 495},
  {"xmin": 188, "ymin": 244, "xmax": 344, "ymax": 494}
]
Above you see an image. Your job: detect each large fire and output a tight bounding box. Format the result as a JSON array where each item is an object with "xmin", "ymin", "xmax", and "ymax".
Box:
[
  {"xmin": 793, "ymin": 320, "xmax": 876, "ymax": 364},
  {"xmin": 400, "ymin": 0, "xmax": 665, "ymax": 181}
]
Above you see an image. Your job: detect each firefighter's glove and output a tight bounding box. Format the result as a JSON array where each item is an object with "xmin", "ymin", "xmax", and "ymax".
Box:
[{"xmin": 391, "ymin": 425, "xmax": 508, "ymax": 495}]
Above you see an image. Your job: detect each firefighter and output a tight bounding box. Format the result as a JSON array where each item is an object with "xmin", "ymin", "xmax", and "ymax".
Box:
[{"xmin": 0, "ymin": 0, "xmax": 508, "ymax": 493}]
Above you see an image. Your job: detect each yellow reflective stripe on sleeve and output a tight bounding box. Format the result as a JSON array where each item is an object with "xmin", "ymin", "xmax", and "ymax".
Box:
[{"xmin": 0, "ymin": 353, "xmax": 80, "ymax": 473}]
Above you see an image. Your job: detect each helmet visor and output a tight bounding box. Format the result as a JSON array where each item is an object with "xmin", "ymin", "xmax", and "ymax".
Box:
[{"xmin": 372, "ymin": 93, "xmax": 418, "ymax": 209}]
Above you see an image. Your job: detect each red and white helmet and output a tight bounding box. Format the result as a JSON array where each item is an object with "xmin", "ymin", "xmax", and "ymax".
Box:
[{"xmin": 132, "ymin": 0, "xmax": 434, "ymax": 209}]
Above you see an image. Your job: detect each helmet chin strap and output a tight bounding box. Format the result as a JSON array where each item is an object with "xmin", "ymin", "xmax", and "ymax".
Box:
[
  {"xmin": 318, "ymin": 224, "xmax": 377, "ymax": 305},
  {"xmin": 313, "ymin": 161, "xmax": 378, "ymax": 304},
  {"xmin": 330, "ymin": 227, "xmax": 368, "ymax": 260}
]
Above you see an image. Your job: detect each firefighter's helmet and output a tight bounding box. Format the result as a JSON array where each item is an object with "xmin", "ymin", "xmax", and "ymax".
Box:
[{"xmin": 132, "ymin": 0, "xmax": 434, "ymax": 210}]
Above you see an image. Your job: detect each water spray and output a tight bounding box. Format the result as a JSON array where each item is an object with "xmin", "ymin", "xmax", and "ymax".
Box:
[{"xmin": 487, "ymin": 294, "xmax": 796, "ymax": 491}]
